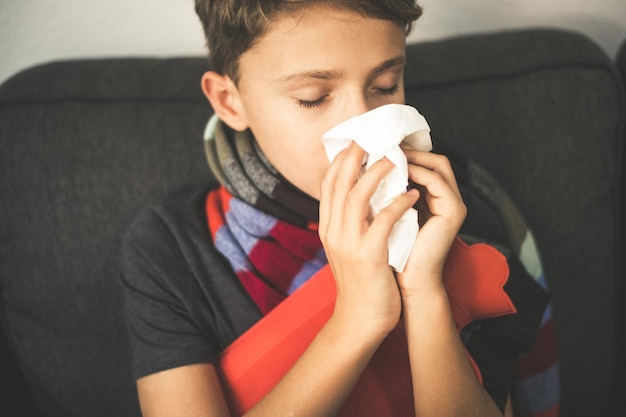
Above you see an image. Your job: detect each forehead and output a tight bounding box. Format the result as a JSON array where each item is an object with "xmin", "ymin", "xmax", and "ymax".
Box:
[{"xmin": 237, "ymin": 6, "xmax": 406, "ymax": 85}]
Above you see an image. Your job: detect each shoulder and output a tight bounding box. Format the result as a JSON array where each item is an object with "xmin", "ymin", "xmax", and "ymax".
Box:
[
  {"xmin": 123, "ymin": 183, "xmax": 214, "ymax": 247},
  {"xmin": 118, "ymin": 183, "xmax": 256, "ymax": 379},
  {"xmin": 121, "ymin": 183, "xmax": 215, "ymax": 264},
  {"xmin": 119, "ymin": 182, "xmax": 261, "ymax": 349},
  {"xmin": 119, "ymin": 182, "xmax": 222, "ymax": 299}
]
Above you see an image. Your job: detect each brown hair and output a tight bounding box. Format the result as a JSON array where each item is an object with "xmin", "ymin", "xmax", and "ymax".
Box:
[{"xmin": 195, "ymin": 0, "xmax": 423, "ymax": 83}]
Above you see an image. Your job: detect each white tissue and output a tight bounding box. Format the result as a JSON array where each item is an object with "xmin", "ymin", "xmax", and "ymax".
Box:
[{"xmin": 321, "ymin": 104, "xmax": 432, "ymax": 272}]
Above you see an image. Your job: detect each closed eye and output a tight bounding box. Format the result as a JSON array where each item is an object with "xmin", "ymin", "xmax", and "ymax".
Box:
[
  {"xmin": 375, "ymin": 85, "xmax": 400, "ymax": 96},
  {"xmin": 298, "ymin": 95, "xmax": 328, "ymax": 109}
]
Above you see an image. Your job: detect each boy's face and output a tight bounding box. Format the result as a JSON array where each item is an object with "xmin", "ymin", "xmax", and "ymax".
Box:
[{"xmin": 234, "ymin": 6, "xmax": 407, "ymax": 200}]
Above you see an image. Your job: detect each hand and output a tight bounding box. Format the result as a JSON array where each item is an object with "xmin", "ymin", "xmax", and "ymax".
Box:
[
  {"xmin": 396, "ymin": 150, "xmax": 467, "ymax": 299},
  {"xmin": 318, "ymin": 142, "xmax": 420, "ymax": 336}
]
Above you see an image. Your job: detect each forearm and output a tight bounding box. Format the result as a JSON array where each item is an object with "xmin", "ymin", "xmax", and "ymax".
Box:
[
  {"xmin": 245, "ymin": 311, "xmax": 387, "ymax": 417},
  {"xmin": 402, "ymin": 283, "xmax": 502, "ymax": 417},
  {"xmin": 136, "ymin": 312, "xmax": 387, "ymax": 417}
]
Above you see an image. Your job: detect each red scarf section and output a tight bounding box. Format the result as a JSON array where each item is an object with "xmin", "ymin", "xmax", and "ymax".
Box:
[{"xmin": 207, "ymin": 186, "xmax": 326, "ymax": 314}]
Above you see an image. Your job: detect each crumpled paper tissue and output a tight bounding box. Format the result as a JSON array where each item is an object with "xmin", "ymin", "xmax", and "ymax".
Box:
[{"xmin": 321, "ymin": 103, "xmax": 432, "ymax": 272}]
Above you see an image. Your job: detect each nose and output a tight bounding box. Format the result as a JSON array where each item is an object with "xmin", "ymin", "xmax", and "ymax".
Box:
[{"xmin": 334, "ymin": 90, "xmax": 375, "ymax": 126}]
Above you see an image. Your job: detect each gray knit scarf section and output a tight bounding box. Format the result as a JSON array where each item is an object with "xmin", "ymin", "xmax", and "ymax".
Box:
[{"xmin": 203, "ymin": 114, "xmax": 319, "ymax": 227}]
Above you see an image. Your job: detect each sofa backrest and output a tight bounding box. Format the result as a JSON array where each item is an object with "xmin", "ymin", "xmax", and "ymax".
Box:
[
  {"xmin": 614, "ymin": 37, "xmax": 626, "ymax": 416},
  {"xmin": 0, "ymin": 58, "xmax": 213, "ymax": 417},
  {"xmin": 404, "ymin": 30, "xmax": 624, "ymax": 416},
  {"xmin": 0, "ymin": 29, "xmax": 623, "ymax": 417}
]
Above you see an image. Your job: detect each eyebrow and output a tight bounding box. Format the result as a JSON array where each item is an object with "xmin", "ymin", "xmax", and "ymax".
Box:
[
  {"xmin": 370, "ymin": 55, "xmax": 406, "ymax": 78},
  {"xmin": 276, "ymin": 55, "xmax": 406, "ymax": 84}
]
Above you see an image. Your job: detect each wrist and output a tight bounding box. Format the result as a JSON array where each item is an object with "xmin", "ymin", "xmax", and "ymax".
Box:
[
  {"xmin": 329, "ymin": 303, "xmax": 397, "ymax": 346},
  {"xmin": 399, "ymin": 270, "xmax": 446, "ymax": 303},
  {"xmin": 401, "ymin": 283, "xmax": 450, "ymax": 322}
]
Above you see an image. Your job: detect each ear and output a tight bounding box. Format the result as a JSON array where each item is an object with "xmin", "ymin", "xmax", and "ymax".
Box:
[{"xmin": 201, "ymin": 71, "xmax": 249, "ymax": 131}]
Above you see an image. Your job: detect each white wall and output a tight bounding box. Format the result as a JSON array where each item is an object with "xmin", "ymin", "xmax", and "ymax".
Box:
[
  {"xmin": 412, "ymin": 0, "xmax": 626, "ymax": 54},
  {"xmin": 1, "ymin": 0, "xmax": 625, "ymax": 85}
]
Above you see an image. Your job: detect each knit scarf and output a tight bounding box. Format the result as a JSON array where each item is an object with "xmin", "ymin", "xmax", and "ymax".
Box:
[{"xmin": 204, "ymin": 115, "xmax": 327, "ymax": 315}]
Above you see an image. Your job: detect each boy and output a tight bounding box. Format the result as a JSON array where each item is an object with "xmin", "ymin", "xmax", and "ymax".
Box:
[{"xmin": 120, "ymin": 1, "xmax": 550, "ymax": 416}]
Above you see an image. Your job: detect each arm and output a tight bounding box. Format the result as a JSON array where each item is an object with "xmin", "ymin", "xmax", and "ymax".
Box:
[
  {"xmin": 138, "ymin": 364, "xmax": 231, "ymax": 417},
  {"xmin": 136, "ymin": 143, "xmax": 420, "ymax": 417},
  {"xmin": 137, "ymin": 312, "xmax": 386, "ymax": 417},
  {"xmin": 396, "ymin": 151, "xmax": 503, "ymax": 417}
]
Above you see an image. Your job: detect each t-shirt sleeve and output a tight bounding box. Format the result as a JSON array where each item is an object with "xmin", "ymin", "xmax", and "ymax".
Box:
[{"xmin": 119, "ymin": 207, "xmax": 220, "ymax": 380}]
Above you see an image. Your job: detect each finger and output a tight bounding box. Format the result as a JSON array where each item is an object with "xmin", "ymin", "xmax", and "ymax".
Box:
[
  {"xmin": 319, "ymin": 147, "xmax": 344, "ymax": 241},
  {"xmin": 407, "ymin": 164, "xmax": 456, "ymax": 199},
  {"xmin": 407, "ymin": 164, "xmax": 465, "ymax": 220},
  {"xmin": 319, "ymin": 142, "xmax": 366, "ymax": 240},
  {"xmin": 404, "ymin": 151, "xmax": 462, "ymax": 198},
  {"xmin": 329, "ymin": 143, "xmax": 367, "ymax": 223},
  {"xmin": 366, "ymin": 189, "xmax": 420, "ymax": 242},
  {"xmin": 344, "ymin": 157, "xmax": 396, "ymax": 223}
]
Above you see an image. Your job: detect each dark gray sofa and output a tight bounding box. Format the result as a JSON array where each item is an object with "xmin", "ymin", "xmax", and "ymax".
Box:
[{"xmin": 1, "ymin": 29, "xmax": 624, "ymax": 417}]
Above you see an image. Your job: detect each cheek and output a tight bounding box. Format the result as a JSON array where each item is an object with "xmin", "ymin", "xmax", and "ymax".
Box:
[
  {"xmin": 277, "ymin": 113, "xmax": 330, "ymax": 156},
  {"xmin": 251, "ymin": 113, "xmax": 331, "ymax": 179},
  {"xmin": 239, "ymin": 93, "xmax": 334, "ymax": 185}
]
